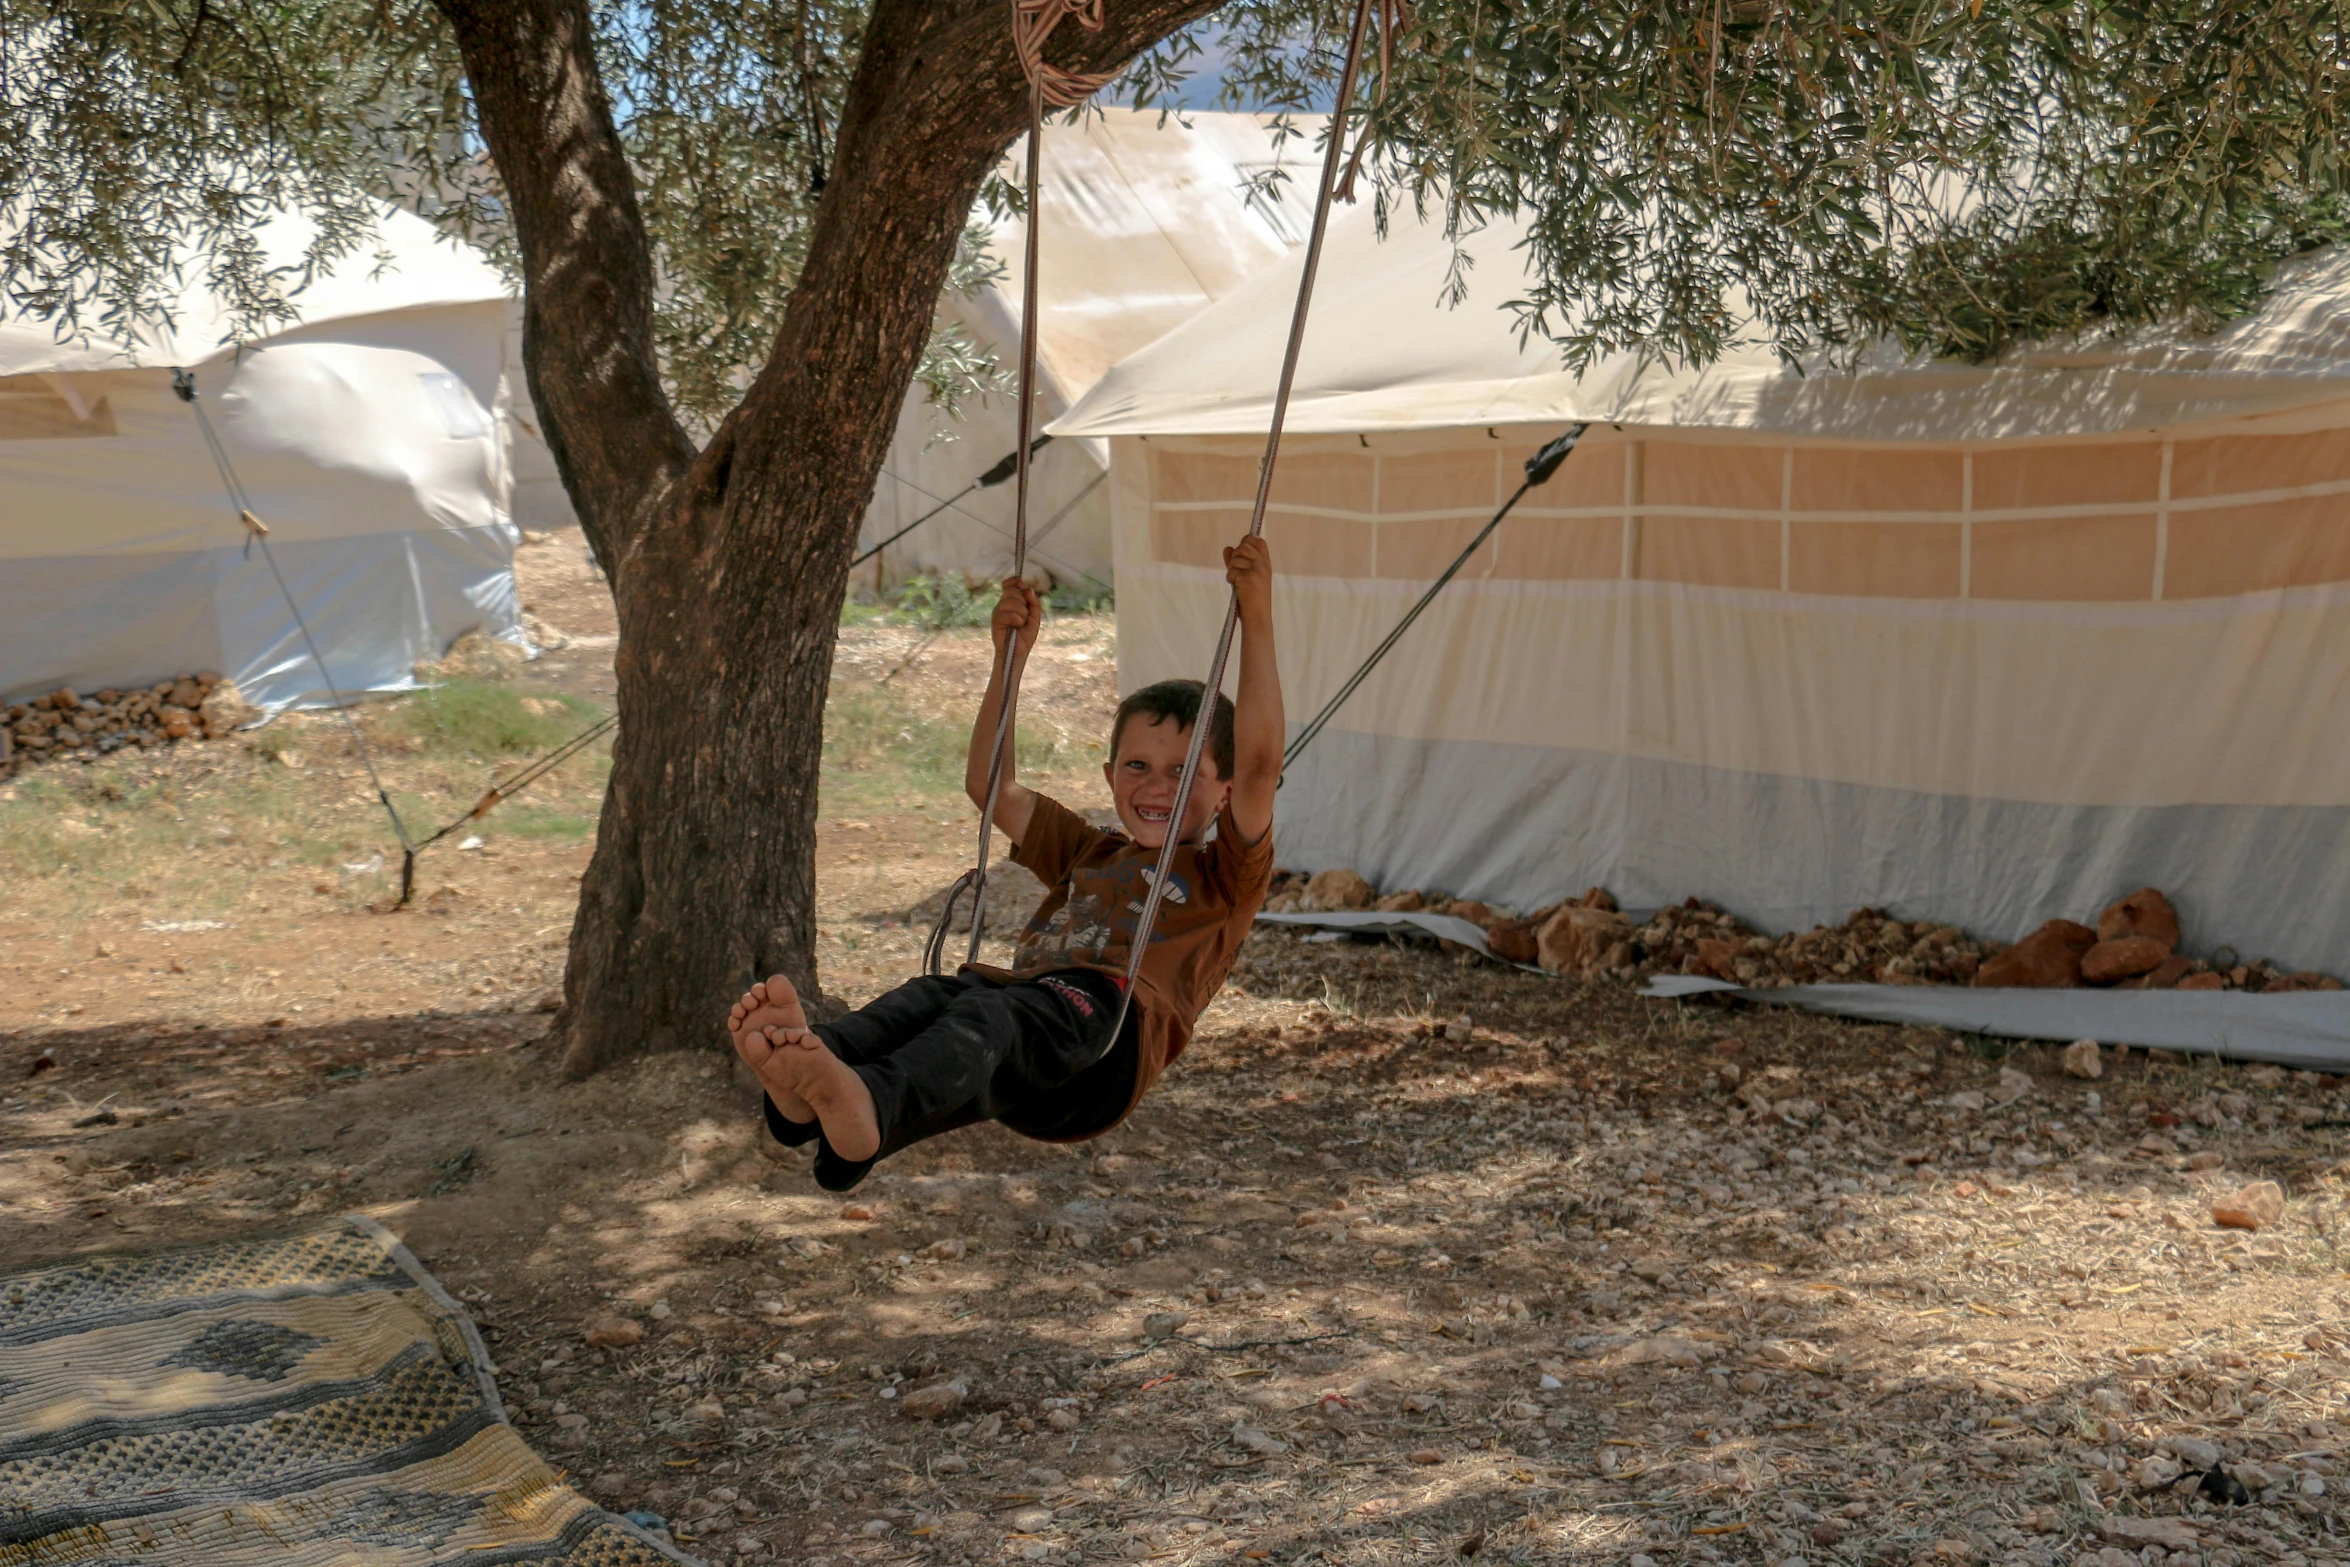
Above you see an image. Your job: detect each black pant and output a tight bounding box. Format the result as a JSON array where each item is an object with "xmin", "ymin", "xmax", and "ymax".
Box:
[{"xmin": 761, "ymin": 968, "xmax": 1126, "ymax": 1191}]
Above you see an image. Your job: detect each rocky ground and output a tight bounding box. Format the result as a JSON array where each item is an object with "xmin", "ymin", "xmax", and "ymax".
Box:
[{"xmin": 3, "ymin": 536, "xmax": 2347, "ymax": 1567}]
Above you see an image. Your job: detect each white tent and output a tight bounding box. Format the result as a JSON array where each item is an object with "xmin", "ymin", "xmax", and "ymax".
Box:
[
  {"xmin": 1057, "ymin": 201, "xmax": 2350, "ymax": 995},
  {"xmin": 1, "ymin": 204, "xmax": 522, "ymax": 712},
  {"xmin": 857, "ymin": 108, "xmax": 1320, "ymax": 593}
]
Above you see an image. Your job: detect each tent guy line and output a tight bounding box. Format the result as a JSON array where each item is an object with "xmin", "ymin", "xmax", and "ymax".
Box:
[
  {"xmin": 173, "ymin": 367, "xmax": 417, "ymax": 874},
  {"xmin": 172, "ymin": 364, "xmax": 613, "ymax": 911},
  {"xmin": 853, "ymin": 435, "xmax": 1053, "ymax": 570},
  {"xmin": 869, "ymin": 460, "xmax": 1112, "ymax": 595},
  {"xmin": 1280, "ymin": 423, "xmax": 1586, "ymax": 779}
]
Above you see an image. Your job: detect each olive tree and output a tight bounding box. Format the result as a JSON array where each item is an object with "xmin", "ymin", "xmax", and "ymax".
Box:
[{"xmin": 8, "ymin": 0, "xmax": 2344, "ymax": 1073}]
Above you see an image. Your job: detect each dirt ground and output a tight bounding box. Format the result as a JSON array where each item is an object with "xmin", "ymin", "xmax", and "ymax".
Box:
[{"xmin": 4, "ymin": 534, "xmax": 2349, "ymax": 1567}]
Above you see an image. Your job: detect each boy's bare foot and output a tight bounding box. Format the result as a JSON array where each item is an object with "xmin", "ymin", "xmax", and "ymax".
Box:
[
  {"xmin": 729, "ymin": 975, "xmax": 813, "ymax": 1122},
  {"xmin": 742, "ymin": 1026, "xmax": 882, "ymax": 1162}
]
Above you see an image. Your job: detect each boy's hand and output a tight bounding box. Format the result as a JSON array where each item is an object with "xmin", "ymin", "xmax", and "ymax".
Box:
[
  {"xmin": 1225, "ymin": 536, "xmax": 1273, "ymax": 624},
  {"xmin": 991, "ymin": 577, "xmax": 1043, "ymax": 667}
]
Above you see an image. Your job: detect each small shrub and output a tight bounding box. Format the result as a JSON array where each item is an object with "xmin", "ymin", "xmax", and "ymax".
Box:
[
  {"xmin": 891, "ymin": 574, "xmax": 995, "ymax": 631},
  {"xmin": 1045, "ymin": 582, "xmax": 1113, "ymax": 616}
]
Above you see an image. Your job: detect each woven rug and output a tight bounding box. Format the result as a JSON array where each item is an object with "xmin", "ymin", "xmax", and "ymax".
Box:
[{"xmin": 0, "ymin": 1215, "xmax": 694, "ymax": 1565}]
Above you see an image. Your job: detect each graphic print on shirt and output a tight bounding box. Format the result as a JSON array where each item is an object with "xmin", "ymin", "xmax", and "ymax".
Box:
[{"xmin": 1016, "ymin": 853, "xmax": 1195, "ymax": 972}]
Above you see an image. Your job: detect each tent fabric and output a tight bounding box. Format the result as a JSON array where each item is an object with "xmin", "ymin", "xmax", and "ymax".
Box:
[
  {"xmin": 1055, "ymin": 201, "xmax": 2350, "ymax": 441},
  {"xmin": 860, "ymin": 109, "xmax": 1319, "ymax": 589},
  {"xmin": 1, "ymin": 207, "xmax": 522, "ymax": 711},
  {"xmin": 1073, "ymin": 202, "xmax": 2350, "ymax": 995}
]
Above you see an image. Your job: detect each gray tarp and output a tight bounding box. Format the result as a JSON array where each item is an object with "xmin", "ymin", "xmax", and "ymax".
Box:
[
  {"xmin": 1256, "ymin": 910, "xmax": 2350, "ymax": 1070},
  {"xmin": 1644, "ymin": 974, "xmax": 2350, "ymax": 1072}
]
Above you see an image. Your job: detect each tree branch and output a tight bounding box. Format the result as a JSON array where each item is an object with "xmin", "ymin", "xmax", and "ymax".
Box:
[
  {"xmin": 712, "ymin": 0, "xmax": 1225, "ymax": 588},
  {"xmin": 431, "ymin": 0, "xmax": 696, "ymax": 565}
]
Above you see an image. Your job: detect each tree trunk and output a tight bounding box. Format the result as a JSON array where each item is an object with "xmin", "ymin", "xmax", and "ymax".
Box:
[{"xmin": 435, "ymin": 0, "xmax": 1221, "ymax": 1076}]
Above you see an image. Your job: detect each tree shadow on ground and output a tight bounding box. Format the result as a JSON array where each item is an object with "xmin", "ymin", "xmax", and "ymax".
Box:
[{"xmin": 2, "ymin": 948, "xmax": 2345, "ymax": 1567}]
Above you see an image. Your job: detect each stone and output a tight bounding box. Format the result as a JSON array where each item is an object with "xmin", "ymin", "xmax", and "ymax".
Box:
[
  {"xmin": 1443, "ymin": 899, "xmax": 1495, "ymax": 924},
  {"xmin": 1142, "ymin": 1311, "xmax": 1189, "ymax": 1341},
  {"xmin": 685, "ymin": 1397, "xmax": 725, "ymax": 1423},
  {"xmin": 2211, "ymin": 1180, "xmax": 2284, "ymax": 1230},
  {"xmin": 2082, "ymin": 936, "xmax": 2171, "ymax": 984},
  {"xmin": 1810, "ymin": 1521, "xmax": 1843, "ymax": 1547},
  {"xmin": 1407, "ymin": 1448, "xmax": 1443, "ymax": 1465},
  {"xmin": 1615, "ymin": 1335, "xmax": 1706, "ymax": 1369},
  {"xmin": 2098, "ymin": 1517, "xmax": 2198, "ymax": 1549},
  {"xmin": 2060, "ymin": 1040, "xmax": 2103, "ymax": 1079},
  {"xmin": 584, "ymin": 1315, "xmax": 644, "ymax": 1348},
  {"xmin": 1994, "ymin": 1066, "xmax": 2034, "ymax": 1104},
  {"xmin": 1230, "ymin": 1425, "xmax": 1286, "ymax": 1455},
  {"xmin": 2133, "ymin": 1454, "xmax": 2182, "ymax": 1488},
  {"xmin": 918, "ymin": 1237, "xmax": 968, "ymax": 1261},
  {"xmin": 1485, "ymin": 918, "xmax": 1540, "ymax": 965},
  {"xmin": 2176, "ymin": 971, "xmax": 2225, "ymax": 991},
  {"xmin": 2097, "ymin": 887, "xmax": 2181, "ymax": 952},
  {"xmin": 1973, "ymin": 919, "xmax": 2096, "ymax": 988},
  {"xmin": 1691, "ymin": 938, "xmax": 1741, "ymax": 981},
  {"xmin": 1537, "ymin": 904, "xmax": 1633, "ymax": 975},
  {"xmin": 1008, "ymin": 1505, "xmax": 1054, "ymax": 1531},
  {"xmin": 197, "ymin": 681, "xmax": 257, "ymax": 738},
  {"xmin": 1373, "ymin": 889, "xmax": 1425, "ymax": 913},
  {"xmin": 1577, "ymin": 886, "xmax": 1619, "ymax": 912},
  {"xmin": 900, "ymin": 1378, "xmax": 970, "ymax": 1421},
  {"xmin": 841, "ymin": 1203, "xmax": 876, "ymax": 1221},
  {"xmin": 2168, "ymin": 1437, "xmax": 2221, "ymax": 1470},
  {"xmin": 1305, "ymin": 868, "xmax": 1373, "ymax": 911},
  {"xmin": 2131, "ymin": 954, "xmax": 2197, "ymax": 990}
]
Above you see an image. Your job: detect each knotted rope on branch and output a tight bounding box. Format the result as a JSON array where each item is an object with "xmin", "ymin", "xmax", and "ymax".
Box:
[{"xmin": 1011, "ymin": 0, "xmax": 1114, "ymax": 108}]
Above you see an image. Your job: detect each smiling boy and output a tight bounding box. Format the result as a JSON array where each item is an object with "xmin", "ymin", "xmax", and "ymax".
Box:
[{"xmin": 729, "ymin": 537, "xmax": 1280, "ymax": 1190}]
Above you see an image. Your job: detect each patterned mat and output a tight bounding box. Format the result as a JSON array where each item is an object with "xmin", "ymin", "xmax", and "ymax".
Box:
[{"xmin": 0, "ymin": 1216, "xmax": 694, "ymax": 1565}]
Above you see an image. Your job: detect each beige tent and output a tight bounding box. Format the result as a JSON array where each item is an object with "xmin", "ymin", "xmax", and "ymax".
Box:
[
  {"xmin": 1056, "ymin": 201, "xmax": 2350, "ymax": 985},
  {"xmin": 2, "ymin": 204, "xmax": 523, "ymax": 713},
  {"xmin": 857, "ymin": 108, "xmax": 1321, "ymax": 593}
]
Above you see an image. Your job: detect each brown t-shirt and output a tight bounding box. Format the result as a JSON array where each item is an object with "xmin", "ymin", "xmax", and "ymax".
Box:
[{"xmin": 968, "ymin": 792, "xmax": 1274, "ymax": 1141}]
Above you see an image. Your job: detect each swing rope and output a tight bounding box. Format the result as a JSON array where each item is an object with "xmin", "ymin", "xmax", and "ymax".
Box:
[
  {"xmin": 1101, "ymin": 0, "xmax": 1387, "ymax": 1047},
  {"xmin": 931, "ymin": 0, "xmax": 1398, "ymax": 1009},
  {"xmin": 925, "ymin": 3, "xmax": 1071, "ymax": 974}
]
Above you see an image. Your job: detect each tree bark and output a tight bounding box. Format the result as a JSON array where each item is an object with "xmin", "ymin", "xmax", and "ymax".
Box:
[{"xmin": 434, "ymin": 0, "xmax": 1222, "ymax": 1075}]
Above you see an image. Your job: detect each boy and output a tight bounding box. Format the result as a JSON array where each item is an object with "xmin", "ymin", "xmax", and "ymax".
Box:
[{"xmin": 728, "ymin": 536, "xmax": 1281, "ymax": 1190}]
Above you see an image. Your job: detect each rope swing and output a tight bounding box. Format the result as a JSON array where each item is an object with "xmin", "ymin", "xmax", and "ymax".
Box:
[
  {"xmin": 1101, "ymin": 0, "xmax": 1387, "ymax": 1046},
  {"xmin": 929, "ymin": 0, "xmax": 1404, "ymax": 1031}
]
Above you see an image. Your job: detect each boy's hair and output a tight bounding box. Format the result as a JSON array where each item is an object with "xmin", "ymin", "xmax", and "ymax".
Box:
[{"xmin": 1110, "ymin": 679, "xmax": 1236, "ymax": 779}]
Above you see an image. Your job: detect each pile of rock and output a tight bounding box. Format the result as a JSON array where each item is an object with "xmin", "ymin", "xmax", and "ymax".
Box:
[
  {"xmin": 2, "ymin": 674, "xmax": 255, "ymax": 776},
  {"xmin": 1263, "ymin": 872, "xmax": 2344, "ymax": 993}
]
